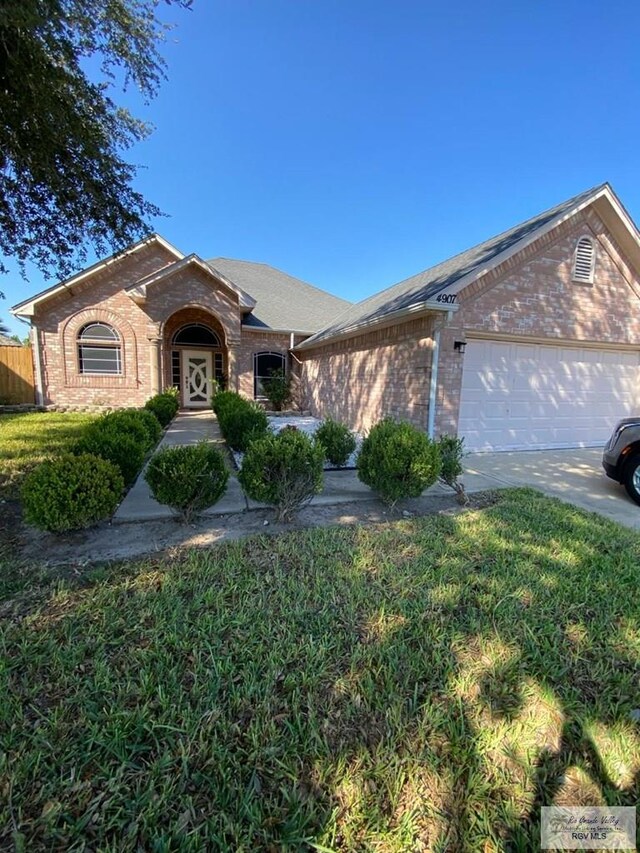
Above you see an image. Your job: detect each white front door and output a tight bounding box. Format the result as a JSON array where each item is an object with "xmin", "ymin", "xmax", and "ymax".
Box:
[
  {"xmin": 183, "ymin": 350, "xmax": 213, "ymax": 408},
  {"xmin": 458, "ymin": 339, "xmax": 640, "ymax": 451}
]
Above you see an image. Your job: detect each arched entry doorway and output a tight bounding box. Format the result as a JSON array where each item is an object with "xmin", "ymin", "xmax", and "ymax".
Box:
[{"xmin": 163, "ymin": 311, "xmax": 227, "ymax": 408}]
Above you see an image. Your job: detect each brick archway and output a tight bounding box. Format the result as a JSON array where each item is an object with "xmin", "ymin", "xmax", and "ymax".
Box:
[{"xmin": 162, "ymin": 307, "xmax": 228, "ymax": 407}]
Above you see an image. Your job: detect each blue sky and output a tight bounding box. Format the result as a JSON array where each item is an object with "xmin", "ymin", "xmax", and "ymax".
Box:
[{"xmin": 4, "ymin": 0, "xmax": 640, "ymax": 335}]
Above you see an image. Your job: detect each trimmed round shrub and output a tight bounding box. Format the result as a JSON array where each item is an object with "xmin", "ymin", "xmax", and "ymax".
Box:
[
  {"xmin": 116, "ymin": 408, "xmax": 162, "ymax": 448},
  {"xmin": 315, "ymin": 418, "xmax": 357, "ymax": 467},
  {"xmin": 239, "ymin": 428, "xmax": 324, "ymax": 522},
  {"xmin": 21, "ymin": 454, "xmax": 124, "ymax": 532},
  {"xmin": 218, "ymin": 401, "xmax": 269, "ymax": 452},
  {"xmin": 97, "ymin": 409, "xmax": 160, "ymax": 451},
  {"xmin": 212, "ymin": 390, "xmax": 245, "ymax": 417},
  {"xmin": 74, "ymin": 430, "xmax": 145, "ymax": 487},
  {"xmin": 357, "ymin": 418, "xmax": 441, "ymax": 506},
  {"xmin": 88, "ymin": 411, "xmax": 147, "ymax": 449},
  {"xmin": 144, "ymin": 442, "xmax": 229, "ymax": 522},
  {"xmin": 145, "ymin": 392, "xmax": 179, "ymax": 427}
]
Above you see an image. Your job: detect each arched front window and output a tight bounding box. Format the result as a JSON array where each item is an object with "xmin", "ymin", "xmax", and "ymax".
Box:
[
  {"xmin": 171, "ymin": 323, "xmax": 221, "ymax": 347},
  {"xmin": 77, "ymin": 323, "xmax": 122, "ymax": 374},
  {"xmin": 572, "ymin": 236, "xmax": 595, "ymax": 283},
  {"xmin": 254, "ymin": 351, "xmax": 285, "ymax": 398}
]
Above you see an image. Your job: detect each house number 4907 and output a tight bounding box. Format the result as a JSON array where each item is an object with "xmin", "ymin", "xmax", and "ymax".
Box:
[{"xmin": 436, "ymin": 293, "xmax": 457, "ymax": 304}]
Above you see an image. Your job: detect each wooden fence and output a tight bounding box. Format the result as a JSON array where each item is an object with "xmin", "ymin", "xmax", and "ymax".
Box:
[{"xmin": 0, "ymin": 346, "xmax": 35, "ymax": 404}]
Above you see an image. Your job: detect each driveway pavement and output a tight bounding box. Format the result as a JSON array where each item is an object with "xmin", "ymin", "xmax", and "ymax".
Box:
[{"xmin": 465, "ymin": 447, "xmax": 640, "ymax": 530}]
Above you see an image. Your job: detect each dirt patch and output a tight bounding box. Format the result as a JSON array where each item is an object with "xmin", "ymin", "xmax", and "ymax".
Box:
[{"xmin": 7, "ymin": 491, "xmax": 501, "ymax": 568}]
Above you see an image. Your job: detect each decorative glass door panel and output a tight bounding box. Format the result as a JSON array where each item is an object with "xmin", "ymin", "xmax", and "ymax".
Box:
[{"xmin": 183, "ymin": 350, "xmax": 213, "ymax": 408}]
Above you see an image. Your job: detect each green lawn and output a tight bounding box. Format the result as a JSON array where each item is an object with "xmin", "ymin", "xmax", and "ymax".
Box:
[
  {"xmin": 0, "ymin": 412, "xmax": 97, "ymax": 500},
  {"xmin": 1, "ymin": 490, "xmax": 639, "ymax": 851}
]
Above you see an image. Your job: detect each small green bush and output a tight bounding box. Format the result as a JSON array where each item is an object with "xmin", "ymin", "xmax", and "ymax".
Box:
[
  {"xmin": 21, "ymin": 454, "xmax": 124, "ymax": 532},
  {"xmin": 437, "ymin": 434, "xmax": 465, "ymax": 487},
  {"xmin": 437, "ymin": 434, "xmax": 467, "ymax": 503},
  {"xmin": 74, "ymin": 431, "xmax": 145, "ymax": 487},
  {"xmin": 239, "ymin": 428, "xmax": 324, "ymax": 522},
  {"xmin": 98, "ymin": 409, "xmax": 161, "ymax": 451},
  {"xmin": 145, "ymin": 392, "xmax": 179, "ymax": 427},
  {"xmin": 212, "ymin": 390, "xmax": 245, "ymax": 418},
  {"xmin": 315, "ymin": 418, "xmax": 356, "ymax": 467},
  {"xmin": 218, "ymin": 400, "xmax": 269, "ymax": 452},
  {"xmin": 357, "ymin": 418, "xmax": 441, "ymax": 506},
  {"xmin": 144, "ymin": 442, "xmax": 229, "ymax": 522},
  {"xmin": 262, "ymin": 368, "xmax": 291, "ymax": 411}
]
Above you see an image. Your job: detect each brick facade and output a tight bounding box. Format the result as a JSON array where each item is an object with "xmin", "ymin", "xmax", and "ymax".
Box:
[
  {"xmin": 26, "ymin": 205, "xmax": 640, "ymax": 432},
  {"xmin": 299, "ymin": 209, "xmax": 640, "ymax": 437},
  {"xmin": 34, "ymin": 243, "xmax": 176, "ymax": 409},
  {"xmin": 297, "ymin": 316, "xmax": 435, "ymax": 433},
  {"xmin": 31, "ymin": 244, "xmax": 308, "ymax": 410}
]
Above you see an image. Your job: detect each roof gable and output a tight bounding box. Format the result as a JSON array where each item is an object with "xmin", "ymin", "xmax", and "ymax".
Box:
[
  {"xmin": 298, "ymin": 183, "xmax": 640, "ymax": 349},
  {"xmin": 126, "ymin": 255, "xmax": 255, "ymax": 308},
  {"xmin": 11, "ymin": 234, "xmax": 184, "ymax": 318}
]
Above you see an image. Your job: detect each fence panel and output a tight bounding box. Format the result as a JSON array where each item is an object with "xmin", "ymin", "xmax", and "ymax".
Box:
[{"xmin": 0, "ymin": 346, "xmax": 35, "ymax": 404}]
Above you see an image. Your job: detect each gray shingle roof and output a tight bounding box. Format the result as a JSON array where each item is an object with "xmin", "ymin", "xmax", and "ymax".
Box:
[
  {"xmin": 207, "ymin": 258, "xmax": 351, "ymax": 333},
  {"xmin": 300, "ymin": 183, "xmax": 608, "ymax": 348}
]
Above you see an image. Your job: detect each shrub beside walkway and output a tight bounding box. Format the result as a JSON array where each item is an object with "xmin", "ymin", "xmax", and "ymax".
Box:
[
  {"xmin": 114, "ymin": 411, "xmax": 248, "ymax": 522},
  {"xmin": 116, "ymin": 411, "xmax": 499, "ymax": 523}
]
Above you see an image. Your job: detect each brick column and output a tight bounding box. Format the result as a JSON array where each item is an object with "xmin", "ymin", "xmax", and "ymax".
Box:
[
  {"xmin": 226, "ymin": 340, "xmax": 240, "ymax": 392},
  {"xmin": 149, "ymin": 336, "xmax": 162, "ymax": 396}
]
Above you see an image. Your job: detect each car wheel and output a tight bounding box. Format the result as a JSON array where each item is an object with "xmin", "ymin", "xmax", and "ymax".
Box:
[{"xmin": 623, "ymin": 454, "xmax": 640, "ymax": 506}]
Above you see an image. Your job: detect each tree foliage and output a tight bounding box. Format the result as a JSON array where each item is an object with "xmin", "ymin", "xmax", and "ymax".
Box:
[{"xmin": 0, "ymin": 0, "xmax": 192, "ymax": 280}]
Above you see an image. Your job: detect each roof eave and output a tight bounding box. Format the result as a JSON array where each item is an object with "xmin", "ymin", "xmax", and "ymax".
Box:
[
  {"xmin": 10, "ymin": 234, "xmax": 185, "ymax": 318},
  {"xmin": 294, "ymin": 300, "xmax": 458, "ymax": 352},
  {"xmin": 125, "ymin": 255, "xmax": 257, "ymax": 309},
  {"xmin": 241, "ymin": 325, "xmax": 316, "ymax": 336}
]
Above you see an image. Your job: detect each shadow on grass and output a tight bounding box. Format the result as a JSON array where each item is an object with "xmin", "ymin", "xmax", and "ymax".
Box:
[{"xmin": 1, "ymin": 488, "xmax": 639, "ymax": 850}]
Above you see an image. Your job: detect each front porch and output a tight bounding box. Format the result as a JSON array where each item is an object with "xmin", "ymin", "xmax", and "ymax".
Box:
[{"xmin": 161, "ymin": 307, "xmax": 228, "ymax": 409}]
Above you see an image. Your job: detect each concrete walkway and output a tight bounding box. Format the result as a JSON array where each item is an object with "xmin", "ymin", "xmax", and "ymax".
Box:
[{"xmin": 114, "ymin": 411, "xmax": 248, "ymax": 522}]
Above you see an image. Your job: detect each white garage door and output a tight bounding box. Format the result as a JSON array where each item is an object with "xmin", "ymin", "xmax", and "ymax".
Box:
[{"xmin": 458, "ymin": 340, "xmax": 640, "ymax": 451}]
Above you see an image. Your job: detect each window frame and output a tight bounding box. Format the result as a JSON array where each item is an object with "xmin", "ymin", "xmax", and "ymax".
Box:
[
  {"xmin": 77, "ymin": 322, "xmax": 123, "ymax": 376},
  {"xmin": 171, "ymin": 323, "xmax": 222, "ymax": 348},
  {"xmin": 253, "ymin": 351, "xmax": 286, "ymax": 398}
]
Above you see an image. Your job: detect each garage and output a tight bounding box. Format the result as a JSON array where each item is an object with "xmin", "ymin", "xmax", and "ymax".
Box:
[{"xmin": 457, "ymin": 339, "xmax": 640, "ymax": 451}]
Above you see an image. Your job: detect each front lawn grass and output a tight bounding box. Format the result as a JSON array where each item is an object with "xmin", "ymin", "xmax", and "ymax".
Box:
[
  {"xmin": 0, "ymin": 412, "xmax": 97, "ymax": 500},
  {"xmin": 1, "ymin": 489, "xmax": 639, "ymax": 850}
]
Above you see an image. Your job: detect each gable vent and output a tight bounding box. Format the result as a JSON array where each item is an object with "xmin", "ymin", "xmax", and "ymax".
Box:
[{"xmin": 572, "ymin": 236, "xmax": 595, "ymax": 283}]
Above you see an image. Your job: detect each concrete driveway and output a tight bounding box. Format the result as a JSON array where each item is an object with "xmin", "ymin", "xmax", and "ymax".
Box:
[{"xmin": 465, "ymin": 447, "xmax": 640, "ymax": 530}]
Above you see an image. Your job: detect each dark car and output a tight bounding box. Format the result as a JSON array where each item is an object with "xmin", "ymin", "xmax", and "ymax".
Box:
[{"xmin": 602, "ymin": 418, "xmax": 640, "ymax": 505}]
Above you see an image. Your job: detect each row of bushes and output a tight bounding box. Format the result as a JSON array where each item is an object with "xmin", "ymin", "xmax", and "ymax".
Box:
[
  {"xmin": 139, "ymin": 399, "xmax": 359, "ymax": 524},
  {"xmin": 21, "ymin": 390, "xmax": 180, "ymax": 532},
  {"xmin": 215, "ymin": 392, "xmax": 467, "ymax": 520},
  {"xmin": 110, "ymin": 407, "xmax": 464, "ymax": 525},
  {"xmin": 213, "ymin": 392, "xmax": 358, "ymax": 468}
]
